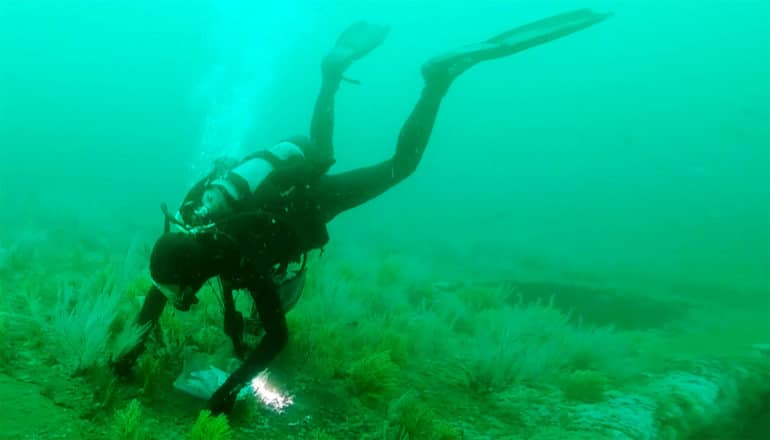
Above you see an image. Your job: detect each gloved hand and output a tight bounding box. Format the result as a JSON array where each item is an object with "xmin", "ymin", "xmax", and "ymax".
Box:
[
  {"xmin": 207, "ymin": 384, "xmax": 239, "ymax": 415},
  {"xmin": 109, "ymin": 352, "xmax": 138, "ymax": 378},
  {"xmin": 109, "ymin": 340, "xmax": 147, "ymax": 377}
]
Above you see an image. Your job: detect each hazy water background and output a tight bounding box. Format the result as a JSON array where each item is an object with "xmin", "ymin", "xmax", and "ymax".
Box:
[{"xmin": 1, "ymin": 0, "xmax": 768, "ymax": 299}]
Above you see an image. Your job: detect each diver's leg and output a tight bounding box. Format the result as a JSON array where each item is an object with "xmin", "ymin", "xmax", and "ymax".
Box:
[
  {"xmin": 313, "ymin": 9, "xmax": 610, "ymax": 221},
  {"xmin": 314, "ymin": 81, "xmax": 446, "ymax": 222},
  {"xmin": 310, "ymin": 22, "xmax": 390, "ymax": 168},
  {"xmin": 308, "ymin": 67, "xmax": 340, "ymax": 168},
  {"xmin": 423, "ymin": 8, "xmax": 610, "ymax": 90}
]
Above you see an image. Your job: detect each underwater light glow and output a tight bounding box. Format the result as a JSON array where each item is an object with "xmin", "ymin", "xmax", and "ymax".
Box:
[{"xmin": 249, "ymin": 370, "xmax": 294, "ymax": 413}]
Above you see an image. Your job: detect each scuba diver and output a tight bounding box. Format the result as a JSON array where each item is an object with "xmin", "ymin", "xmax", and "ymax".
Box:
[{"xmin": 110, "ymin": 9, "xmax": 610, "ymax": 415}]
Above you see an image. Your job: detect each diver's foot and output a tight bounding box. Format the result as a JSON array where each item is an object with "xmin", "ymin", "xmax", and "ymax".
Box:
[
  {"xmin": 322, "ymin": 21, "xmax": 390, "ymax": 82},
  {"xmin": 421, "ymin": 8, "xmax": 610, "ymax": 89},
  {"xmin": 321, "ymin": 48, "xmax": 357, "ymax": 81},
  {"xmin": 420, "ymin": 42, "xmax": 500, "ymax": 90}
]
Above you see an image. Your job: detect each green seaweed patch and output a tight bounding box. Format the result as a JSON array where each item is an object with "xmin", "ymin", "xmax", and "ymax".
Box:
[
  {"xmin": 559, "ymin": 369, "xmax": 609, "ymax": 403},
  {"xmin": 0, "ymin": 312, "xmax": 8, "ymax": 368},
  {"xmin": 377, "ymin": 257, "xmax": 402, "ymax": 287},
  {"xmin": 113, "ymin": 399, "xmax": 148, "ymax": 440},
  {"xmin": 189, "ymin": 409, "xmax": 232, "ymax": 440},
  {"xmin": 137, "ymin": 355, "xmax": 163, "ymax": 397},
  {"xmin": 309, "ymin": 428, "xmax": 339, "ymax": 440},
  {"xmin": 385, "ymin": 390, "xmax": 462, "ymax": 440},
  {"xmin": 346, "ymin": 350, "xmax": 400, "ymax": 405},
  {"xmin": 456, "ymin": 285, "xmax": 511, "ymax": 312}
]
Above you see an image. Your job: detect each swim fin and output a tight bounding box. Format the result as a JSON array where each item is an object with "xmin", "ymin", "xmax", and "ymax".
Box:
[
  {"xmin": 323, "ymin": 21, "xmax": 390, "ymax": 81},
  {"xmin": 422, "ymin": 8, "xmax": 611, "ymax": 85}
]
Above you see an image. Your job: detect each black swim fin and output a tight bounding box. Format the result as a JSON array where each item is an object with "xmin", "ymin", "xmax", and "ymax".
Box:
[
  {"xmin": 422, "ymin": 8, "xmax": 612, "ymax": 85},
  {"xmin": 323, "ymin": 21, "xmax": 390, "ymax": 82},
  {"xmin": 335, "ymin": 21, "xmax": 390, "ymax": 62}
]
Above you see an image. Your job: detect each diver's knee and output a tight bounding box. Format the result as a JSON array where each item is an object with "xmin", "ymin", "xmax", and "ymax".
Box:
[{"xmin": 392, "ymin": 158, "xmax": 418, "ymax": 182}]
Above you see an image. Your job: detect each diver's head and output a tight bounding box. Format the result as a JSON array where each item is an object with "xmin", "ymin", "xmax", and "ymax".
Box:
[{"xmin": 149, "ymin": 232, "xmax": 220, "ymax": 311}]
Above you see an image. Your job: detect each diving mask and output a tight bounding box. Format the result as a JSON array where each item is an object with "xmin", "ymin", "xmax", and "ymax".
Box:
[{"xmin": 153, "ymin": 281, "xmax": 199, "ymax": 311}]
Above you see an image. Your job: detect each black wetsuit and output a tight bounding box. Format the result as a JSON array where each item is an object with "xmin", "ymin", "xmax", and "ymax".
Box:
[{"xmin": 122, "ymin": 65, "xmax": 448, "ymax": 413}]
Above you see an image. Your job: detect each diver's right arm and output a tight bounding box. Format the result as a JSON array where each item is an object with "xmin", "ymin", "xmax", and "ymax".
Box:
[{"xmin": 110, "ymin": 285, "xmax": 167, "ymax": 375}]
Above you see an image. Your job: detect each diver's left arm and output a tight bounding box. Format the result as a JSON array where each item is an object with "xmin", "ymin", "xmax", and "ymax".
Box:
[
  {"xmin": 221, "ymin": 278, "xmax": 247, "ymax": 358},
  {"xmin": 207, "ymin": 278, "xmax": 288, "ymax": 414}
]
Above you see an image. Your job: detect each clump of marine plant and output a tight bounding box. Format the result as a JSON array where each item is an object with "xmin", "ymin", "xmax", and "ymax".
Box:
[
  {"xmin": 384, "ymin": 390, "xmax": 461, "ymax": 440},
  {"xmin": 137, "ymin": 355, "xmax": 163, "ymax": 397},
  {"xmin": 113, "ymin": 399, "xmax": 148, "ymax": 440},
  {"xmin": 456, "ymin": 297, "xmax": 640, "ymax": 395},
  {"xmin": 0, "ymin": 312, "xmax": 7, "ymax": 368},
  {"xmin": 89, "ymin": 365, "xmax": 120, "ymax": 412},
  {"xmin": 188, "ymin": 409, "xmax": 232, "ymax": 440},
  {"xmin": 346, "ymin": 350, "xmax": 400, "ymax": 405},
  {"xmin": 110, "ymin": 321, "xmax": 151, "ymax": 366},
  {"xmin": 50, "ymin": 280, "xmax": 124, "ymax": 374},
  {"xmin": 559, "ymin": 369, "xmax": 609, "ymax": 403},
  {"xmin": 309, "ymin": 428, "xmax": 338, "ymax": 440},
  {"xmin": 377, "ymin": 257, "xmax": 402, "ymax": 287}
]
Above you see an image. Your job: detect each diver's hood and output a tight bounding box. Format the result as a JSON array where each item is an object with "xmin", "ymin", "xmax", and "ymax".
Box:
[{"xmin": 149, "ymin": 232, "xmax": 223, "ymax": 309}]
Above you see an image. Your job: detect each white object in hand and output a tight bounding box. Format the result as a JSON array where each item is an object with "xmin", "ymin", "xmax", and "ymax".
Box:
[{"xmin": 173, "ymin": 365, "xmax": 251, "ymax": 401}]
